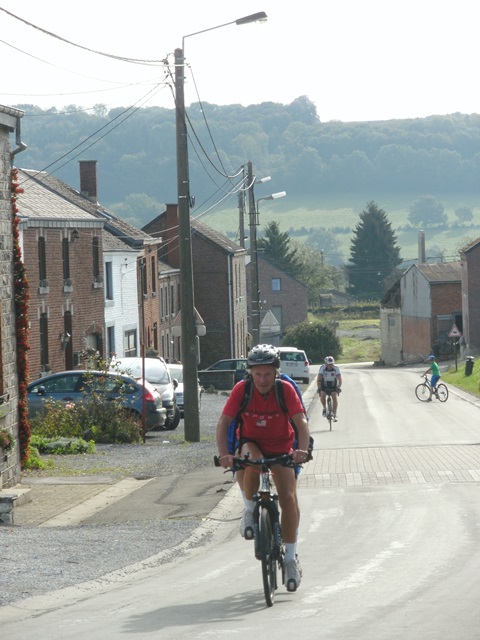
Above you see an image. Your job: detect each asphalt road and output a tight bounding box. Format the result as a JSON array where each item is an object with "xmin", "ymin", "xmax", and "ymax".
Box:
[{"xmin": 4, "ymin": 364, "xmax": 480, "ymax": 639}]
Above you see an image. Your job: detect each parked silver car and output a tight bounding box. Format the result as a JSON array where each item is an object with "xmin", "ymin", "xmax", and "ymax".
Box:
[{"xmin": 111, "ymin": 357, "xmax": 180, "ymax": 430}]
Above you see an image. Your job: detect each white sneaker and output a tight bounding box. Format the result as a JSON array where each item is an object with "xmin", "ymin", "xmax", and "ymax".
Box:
[
  {"xmin": 285, "ymin": 558, "xmax": 301, "ymax": 592},
  {"xmin": 239, "ymin": 510, "xmax": 254, "ymax": 539},
  {"xmin": 333, "ymin": 415, "xmax": 338, "ymax": 422}
]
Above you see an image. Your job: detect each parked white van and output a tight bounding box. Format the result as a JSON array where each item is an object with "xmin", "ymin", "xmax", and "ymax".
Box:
[{"xmin": 277, "ymin": 347, "xmax": 310, "ymax": 384}]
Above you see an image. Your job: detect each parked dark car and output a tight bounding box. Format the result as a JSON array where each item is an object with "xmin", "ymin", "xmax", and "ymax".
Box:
[
  {"xmin": 203, "ymin": 358, "xmax": 248, "ymax": 383},
  {"xmin": 26, "ymin": 370, "xmax": 167, "ymax": 431},
  {"xmin": 166, "ymin": 363, "xmax": 202, "ymax": 418},
  {"xmin": 110, "ymin": 357, "xmax": 179, "ymax": 430}
]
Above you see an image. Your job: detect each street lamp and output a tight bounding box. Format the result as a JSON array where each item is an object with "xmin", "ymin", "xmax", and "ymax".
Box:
[
  {"xmin": 175, "ymin": 12, "xmax": 267, "ymax": 442},
  {"xmin": 251, "ymin": 191, "xmax": 286, "ymax": 345}
]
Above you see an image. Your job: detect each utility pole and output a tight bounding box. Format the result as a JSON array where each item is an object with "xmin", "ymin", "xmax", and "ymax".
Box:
[
  {"xmin": 248, "ymin": 160, "xmax": 260, "ymax": 345},
  {"xmin": 238, "ymin": 165, "xmax": 246, "ymax": 249},
  {"xmin": 175, "ymin": 46, "xmax": 200, "ymax": 442}
]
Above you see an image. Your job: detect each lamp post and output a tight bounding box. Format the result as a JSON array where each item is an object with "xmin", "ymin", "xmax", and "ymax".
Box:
[
  {"xmin": 250, "ymin": 190, "xmax": 286, "ymax": 345},
  {"xmin": 175, "ymin": 12, "xmax": 267, "ymax": 442}
]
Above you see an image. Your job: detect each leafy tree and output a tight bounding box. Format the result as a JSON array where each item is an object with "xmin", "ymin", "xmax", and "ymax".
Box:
[
  {"xmin": 257, "ymin": 221, "xmax": 303, "ymax": 279},
  {"xmin": 408, "ymin": 195, "xmax": 448, "ymax": 227},
  {"xmin": 281, "ymin": 320, "xmax": 341, "ymax": 363},
  {"xmin": 291, "ymin": 242, "xmax": 343, "ymax": 309},
  {"xmin": 346, "ymin": 201, "xmax": 402, "ymax": 301}
]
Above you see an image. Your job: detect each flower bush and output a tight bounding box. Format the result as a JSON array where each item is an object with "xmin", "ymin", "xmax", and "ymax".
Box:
[{"xmin": 0, "ymin": 428, "xmax": 14, "ymax": 452}]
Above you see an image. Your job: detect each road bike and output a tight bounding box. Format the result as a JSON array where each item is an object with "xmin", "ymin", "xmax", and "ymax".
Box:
[
  {"xmin": 322, "ymin": 388, "xmax": 340, "ymax": 430},
  {"xmin": 214, "ymin": 452, "xmax": 296, "ymax": 607},
  {"xmin": 415, "ymin": 373, "xmax": 449, "ymax": 402}
]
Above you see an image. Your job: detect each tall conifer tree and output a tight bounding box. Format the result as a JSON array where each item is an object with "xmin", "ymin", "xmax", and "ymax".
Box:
[{"xmin": 346, "ymin": 201, "xmax": 402, "ymax": 300}]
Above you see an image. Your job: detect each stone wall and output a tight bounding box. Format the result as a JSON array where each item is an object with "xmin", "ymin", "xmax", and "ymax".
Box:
[{"xmin": 0, "ymin": 107, "xmax": 22, "ymax": 489}]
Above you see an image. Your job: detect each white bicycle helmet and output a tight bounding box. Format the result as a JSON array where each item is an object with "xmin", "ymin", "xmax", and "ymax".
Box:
[
  {"xmin": 247, "ymin": 344, "xmax": 281, "ymax": 368},
  {"xmin": 324, "ymin": 356, "xmax": 335, "ymax": 364}
]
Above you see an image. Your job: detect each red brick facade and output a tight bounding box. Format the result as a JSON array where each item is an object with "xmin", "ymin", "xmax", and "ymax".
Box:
[{"xmin": 23, "ymin": 225, "xmax": 105, "ymax": 379}]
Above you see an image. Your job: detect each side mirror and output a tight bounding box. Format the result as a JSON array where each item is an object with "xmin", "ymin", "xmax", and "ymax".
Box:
[
  {"xmin": 37, "ymin": 386, "xmax": 46, "ymax": 396},
  {"xmin": 172, "ymin": 379, "xmax": 179, "ymax": 389}
]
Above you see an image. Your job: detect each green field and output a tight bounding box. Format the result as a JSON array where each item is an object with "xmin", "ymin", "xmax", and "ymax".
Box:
[{"xmin": 199, "ymin": 194, "xmax": 480, "ymax": 266}]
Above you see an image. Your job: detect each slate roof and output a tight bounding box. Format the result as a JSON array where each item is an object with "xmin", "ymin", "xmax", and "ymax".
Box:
[
  {"xmin": 191, "ymin": 216, "xmax": 244, "ymax": 255},
  {"xmin": 18, "ymin": 169, "xmax": 153, "ymax": 249}
]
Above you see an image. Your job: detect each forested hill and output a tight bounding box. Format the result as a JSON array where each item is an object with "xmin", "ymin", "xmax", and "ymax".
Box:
[{"xmin": 12, "ymin": 97, "xmax": 480, "ymax": 229}]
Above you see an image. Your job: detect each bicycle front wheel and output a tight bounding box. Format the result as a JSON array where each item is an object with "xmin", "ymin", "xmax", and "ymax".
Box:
[
  {"xmin": 327, "ymin": 396, "xmax": 333, "ymax": 430},
  {"xmin": 436, "ymin": 383, "xmax": 449, "ymax": 402},
  {"xmin": 259, "ymin": 507, "xmax": 277, "ymax": 607},
  {"xmin": 415, "ymin": 383, "xmax": 431, "ymax": 402}
]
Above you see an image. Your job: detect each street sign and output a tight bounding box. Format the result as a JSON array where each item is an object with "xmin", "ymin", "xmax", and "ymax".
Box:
[{"xmin": 448, "ymin": 323, "xmax": 462, "ymax": 338}]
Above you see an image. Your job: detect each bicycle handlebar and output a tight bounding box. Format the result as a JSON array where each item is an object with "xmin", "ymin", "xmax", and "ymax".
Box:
[{"xmin": 213, "ymin": 452, "xmax": 296, "ymax": 472}]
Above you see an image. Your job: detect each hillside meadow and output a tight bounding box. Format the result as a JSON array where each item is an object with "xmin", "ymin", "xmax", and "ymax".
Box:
[{"xmin": 199, "ymin": 193, "xmax": 480, "ymax": 267}]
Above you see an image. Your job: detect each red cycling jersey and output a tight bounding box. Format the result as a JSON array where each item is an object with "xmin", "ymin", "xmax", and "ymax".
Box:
[{"xmin": 222, "ymin": 378, "xmax": 305, "ymax": 455}]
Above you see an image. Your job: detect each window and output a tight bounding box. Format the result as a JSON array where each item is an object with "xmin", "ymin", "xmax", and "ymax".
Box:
[
  {"xmin": 105, "ymin": 261, "xmax": 113, "ymax": 300},
  {"xmin": 151, "ymin": 256, "xmax": 156, "ymax": 293},
  {"xmin": 107, "ymin": 326, "xmax": 115, "ymax": 358},
  {"xmin": 272, "ymin": 278, "xmax": 281, "ymax": 291},
  {"xmin": 170, "ymin": 284, "xmax": 175, "ymax": 315},
  {"xmin": 38, "ymin": 236, "xmax": 47, "ymax": 283},
  {"xmin": 141, "ymin": 259, "xmax": 147, "ymax": 296},
  {"xmin": 124, "ymin": 329, "xmax": 137, "ymax": 357},
  {"xmin": 62, "ymin": 238, "xmax": 70, "ymax": 280},
  {"xmin": 40, "ymin": 312, "xmax": 49, "ymax": 367}
]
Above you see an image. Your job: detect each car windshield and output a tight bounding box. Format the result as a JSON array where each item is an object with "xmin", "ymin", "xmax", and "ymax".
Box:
[{"xmin": 168, "ymin": 366, "xmax": 183, "ymax": 383}]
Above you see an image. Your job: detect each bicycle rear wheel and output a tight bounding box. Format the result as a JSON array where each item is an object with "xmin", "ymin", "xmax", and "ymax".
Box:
[
  {"xmin": 436, "ymin": 383, "xmax": 449, "ymax": 402},
  {"xmin": 415, "ymin": 383, "xmax": 431, "ymax": 402},
  {"xmin": 259, "ymin": 507, "xmax": 277, "ymax": 607}
]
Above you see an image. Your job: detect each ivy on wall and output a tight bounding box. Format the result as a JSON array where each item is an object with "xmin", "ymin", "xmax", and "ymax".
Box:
[{"xmin": 11, "ymin": 168, "xmax": 30, "ymax": 466}]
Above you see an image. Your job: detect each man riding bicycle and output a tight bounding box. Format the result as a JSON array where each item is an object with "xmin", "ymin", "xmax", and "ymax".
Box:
[
  {"xmin": 317, "ymin": 356, "xmax": 342, "ymax": 421},
  {"xmin": 216, "ymin": 344, "xmax": 310, "ymax": 592}
]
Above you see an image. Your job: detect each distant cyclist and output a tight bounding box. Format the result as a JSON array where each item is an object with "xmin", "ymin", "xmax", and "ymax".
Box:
[
  {"xmin": 423, "ymin": 354, "xmax": 440, "ymax": 400},
  {"xmin": 317, "ymin": 356, "xmax": 342, "ymax": 421}
]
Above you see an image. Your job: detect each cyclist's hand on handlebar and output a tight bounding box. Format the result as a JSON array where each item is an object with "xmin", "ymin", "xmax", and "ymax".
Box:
[
  {"xmin": 337, "ymin": 388, "xmax": 342, "ymax": 394},
  {"xmin": 293, "ymin": 449, "xmax": 309, "ymax": 464},
  {"xmin": 214, "ymin": 453, "xmax": 234, "ymax": 469}
]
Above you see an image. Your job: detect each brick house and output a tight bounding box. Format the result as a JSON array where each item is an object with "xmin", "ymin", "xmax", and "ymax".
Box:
[
  {"xmin": 380, "ymin": 262, "xmax": 462, "ymax": 364},
  {"xmin": 16, "ymin": 168, "xmax": 106, "ymax": 377},
  {"xmin": 246, "ymin": 253, "xmax": 309, "ymax": 345},
  {"xmin": 143, "ymin": 204, "xmax": 248, "ymax": 367},
  {"xmin": 0, "ymin": 105, "xmax": 24, "ymax": 488},
  {"xmin": 460, "ymin": 238, "xmax": 480, "ymax": 356},
  {"xmin": 15, "ymin": 162, "xmax": 164, "ymax": 374}
]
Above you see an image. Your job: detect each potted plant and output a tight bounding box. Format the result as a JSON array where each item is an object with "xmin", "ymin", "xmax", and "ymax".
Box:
[{"xmin": 0, "ymin": 429, "xmax": 14, "ymax": 452}]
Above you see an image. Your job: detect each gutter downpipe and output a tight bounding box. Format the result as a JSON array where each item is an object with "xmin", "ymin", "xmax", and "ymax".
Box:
[{"xmin": 11, "ymin": 117, "xmax": 27, "ymax": 157}]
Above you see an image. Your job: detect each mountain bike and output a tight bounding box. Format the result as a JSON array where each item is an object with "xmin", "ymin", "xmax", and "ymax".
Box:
[
  {"xmin": 415, "ymin": 373, "xmax": 449, "ymax": 402},
  {"xmin": 214, "ymin": 452, "xmax": 296, "ymax": 607}
]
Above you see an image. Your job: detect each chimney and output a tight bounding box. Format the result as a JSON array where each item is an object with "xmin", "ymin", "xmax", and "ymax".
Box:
[
  {"xmin": 79, "ymin": 160, "xmax": 98, "ymax": 202},
  {"xmin": 418, "ymin": 230, "xmax": 426, "ymax": 263}
]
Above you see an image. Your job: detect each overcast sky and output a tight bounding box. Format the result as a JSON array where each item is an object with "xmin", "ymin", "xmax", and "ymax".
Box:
[{"xmin": 1, "ymin": 0, "xmax": 478, "ymax": 123}]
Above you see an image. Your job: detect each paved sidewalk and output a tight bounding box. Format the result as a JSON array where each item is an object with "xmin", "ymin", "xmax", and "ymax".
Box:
[{"xmin": 300, "ymin": 443, "xmax": 480, "ymax": 488}]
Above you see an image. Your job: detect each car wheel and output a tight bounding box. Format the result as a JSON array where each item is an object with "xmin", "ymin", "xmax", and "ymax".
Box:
[{"xmin": 168, "ymin": 406, "xmax": 181, "ymax": 430}]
